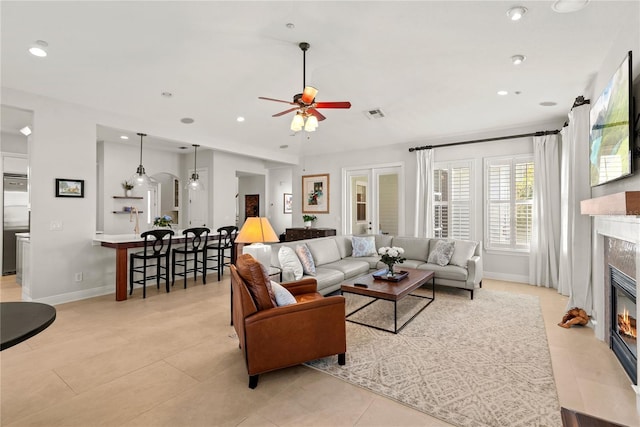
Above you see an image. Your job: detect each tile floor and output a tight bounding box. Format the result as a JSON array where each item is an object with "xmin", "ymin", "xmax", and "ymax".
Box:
[{"xmin": 1, "ymin": 274, "xmax": 639, "ymax": 427}]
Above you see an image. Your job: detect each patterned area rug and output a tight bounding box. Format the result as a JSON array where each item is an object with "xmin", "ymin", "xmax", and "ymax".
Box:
[{"xmin": 306, "ymin": 288, "xmax": 562, "ymax": 427}]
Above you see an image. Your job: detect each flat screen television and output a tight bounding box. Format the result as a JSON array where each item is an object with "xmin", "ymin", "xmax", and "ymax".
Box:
[{"xmin": 589, "ymin": 51, "xmax": 634, "ymax": 187}]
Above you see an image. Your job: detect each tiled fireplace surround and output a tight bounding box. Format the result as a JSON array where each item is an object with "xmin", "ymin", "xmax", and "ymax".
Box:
[{"xmin": 592, "ymin": 215, "xmax": 640, "ymax": 410}]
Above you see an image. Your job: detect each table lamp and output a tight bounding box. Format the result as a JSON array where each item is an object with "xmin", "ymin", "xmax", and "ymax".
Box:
[{"xmin": 235, "ymin": 217, "xmax": 280, "ymax": 268}]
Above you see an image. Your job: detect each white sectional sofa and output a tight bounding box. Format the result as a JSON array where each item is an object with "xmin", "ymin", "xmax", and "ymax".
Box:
[{"xmin": 268, "ymin": 234, "xmax": 483, "ymax": 299}]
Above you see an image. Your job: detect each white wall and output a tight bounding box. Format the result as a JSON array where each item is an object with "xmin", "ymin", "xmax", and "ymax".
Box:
[
  {"xmin": 1, "ymin": 131, "xmax": 28, "ymax": 154},
  {"xmin": 267, "ymin": 167, "xmax": 293, "ymax": 236}
]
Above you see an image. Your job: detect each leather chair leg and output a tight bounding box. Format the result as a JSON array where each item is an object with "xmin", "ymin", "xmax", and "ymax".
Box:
[
  {"xmin": 338, "ymin": 353, "xmax": 346, "ymax": 365},
  {"xmin": 248, "ymin": 375, "xmax": 259, "ymax": 389}
]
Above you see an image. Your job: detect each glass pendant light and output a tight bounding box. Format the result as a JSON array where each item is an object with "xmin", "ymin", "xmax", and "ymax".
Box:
[
  {"xmin": 185, "ymin": 144, "xmax": 204, "ymax": 191},
  {"xmin": 130, "ymin": 133, "xmax": 154, "ymax": 187}
]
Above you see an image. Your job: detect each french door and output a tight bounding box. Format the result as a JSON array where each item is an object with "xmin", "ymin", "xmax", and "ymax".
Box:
[{"xmin": 342, "ymin": 164, "xmax": 404, "ymax": 236}]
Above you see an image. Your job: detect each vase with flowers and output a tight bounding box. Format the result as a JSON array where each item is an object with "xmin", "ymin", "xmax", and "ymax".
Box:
[
  {"xmin": 153, "ymin": 215, "xmax": 173, "ymax": 229},
  {"xmin": 302, "ymin": 214, "xmax": 317, "ymax": 229},
  {"xmin": 378, "ymin": 246, "xmax": 406, "ymax": 277},
  {"xmin": 122, "ymin": 180, "xmax": 134, "ymax": 197}
]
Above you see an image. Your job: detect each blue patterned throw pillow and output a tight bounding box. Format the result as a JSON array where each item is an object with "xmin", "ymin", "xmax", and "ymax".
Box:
[
  {"xmin": 295, "ymin": 243, "xmax": 316, "ymax": 276},
  {"xmin": 352, "ymin": 236, "xmax": 377, "ymax": 257}
]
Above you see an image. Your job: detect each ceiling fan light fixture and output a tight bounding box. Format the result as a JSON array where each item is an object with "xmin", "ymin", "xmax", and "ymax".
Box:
[
  {"xmin": 291, "ymin": 113, "xmax": 305, "ymax": 131},
  {"xmin": 304, "ymin": 115, "xmax": 318, "ymax": 132},
  {"xmin": 301, "ymin": 86, "xmax": 318, "ymax": 104}
]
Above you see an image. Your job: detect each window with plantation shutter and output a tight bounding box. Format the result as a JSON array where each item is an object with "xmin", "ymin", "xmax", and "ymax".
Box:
[
  {"xmin": 433, "ymin": 162, "xmax": 472, "ymax": 240},
  {"xmin": 485, "ymin": 156, "xmax": 534, "ymax": 251}
]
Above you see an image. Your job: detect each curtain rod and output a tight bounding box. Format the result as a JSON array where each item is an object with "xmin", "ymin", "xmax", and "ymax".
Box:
[{"xmin": 408, "ymin": 129, "xmax": 560, "ymax": 152}]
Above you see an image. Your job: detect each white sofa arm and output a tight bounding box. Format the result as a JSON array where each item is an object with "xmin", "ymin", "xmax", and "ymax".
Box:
[{"xmin": 466, "ymin": 255, "xmax": 483, "ymax": 287}]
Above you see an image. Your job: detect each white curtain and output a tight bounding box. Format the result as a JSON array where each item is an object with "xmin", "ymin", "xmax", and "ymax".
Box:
[
  {"xmin": 414, "ymin": 149, "xmax": 434, "ymax": 238},
  {"xmin": 529, "ymin": 133, "xmax": 561, "ymax": 288},
  {"xmin": 558, "ymin": 104, "xmax": 592, "ymax": 310}
]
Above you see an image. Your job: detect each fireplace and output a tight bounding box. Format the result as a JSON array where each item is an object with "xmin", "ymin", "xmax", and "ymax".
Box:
[{"xmin": 610, "ymin": 265, "xmax": 638, "ymax": 384}]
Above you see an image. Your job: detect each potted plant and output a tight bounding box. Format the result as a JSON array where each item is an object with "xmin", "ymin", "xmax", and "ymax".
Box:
[
  {"xmin": 302, "ymin": 214, "xmax": 317, "ymax": 229},
  {"xmin": 122, "ymin": 180, "xmax": 134, "ymax": 197},
  {"xmin": 153, "ymin": 215, "xmax": 173, "ymax": 229}
]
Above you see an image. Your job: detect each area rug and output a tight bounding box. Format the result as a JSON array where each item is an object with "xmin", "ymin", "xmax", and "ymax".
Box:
[{"xmin": 305, "ymin": 288, "xmax": 562, "ymax": 427}]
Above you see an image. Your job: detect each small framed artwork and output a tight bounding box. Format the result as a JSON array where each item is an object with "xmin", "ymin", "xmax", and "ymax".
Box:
[
  {"xmin": 302, "ymin": 174, "xmax": 329, "ymax": 214},
  {"xmin": 283, "ymin": 193, "xmax": 293, "ymax": 214},
  {"xmin": 55, "ymin": 178, "xmax": 84, "ymax": 198}
]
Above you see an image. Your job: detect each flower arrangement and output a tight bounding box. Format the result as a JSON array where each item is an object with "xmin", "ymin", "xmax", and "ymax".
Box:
[
  {"xmin": 122, "ymin": 180, "xmax": 134, "ymax": 190},
  {"xmin": 153, "ymin": 215, "xmax": 173, "ymax": 228},
  {"xmin": 302, "ymin": 214, "xmax": 317, "ymax": 222},
  {"xmin": 378, "ymin": 246, "xmax": 406, "ymax": 276}
]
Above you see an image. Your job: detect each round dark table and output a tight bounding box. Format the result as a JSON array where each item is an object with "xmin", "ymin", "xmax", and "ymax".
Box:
[{"xmin": 1, "ymin": 302, "xmax": 56, "ymax": 350}]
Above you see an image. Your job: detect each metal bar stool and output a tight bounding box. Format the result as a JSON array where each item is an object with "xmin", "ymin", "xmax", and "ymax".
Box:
[
  {"xmin": 206, "ymin": 225, "xmax": 238, "ymax": 281},
  {"xmin": 129, "ymin": 229, "xmax": 174, "ymax": 298},
  {"xmin": 172, "ymin": 227, "xmax": 210, "ymax": 289}
]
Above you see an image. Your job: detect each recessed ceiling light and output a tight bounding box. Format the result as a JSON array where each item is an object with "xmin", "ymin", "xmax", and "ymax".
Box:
[
  {"xmin": 511, "ymin": 54, "xmax": 526, "ymax": 65},
  {"xmin": 506, "ymin": 6, "xmax": 527, "ymax": 21},
  {"xmin": 178, "ymin": 146, "xmax": 189, "ymax": 150},
  {"xmin": 19, "ymin": 126, "xmax": 32, "ymax": 136},
  {"xmin": 161, "ymin": 92, "xmax": 173, "ymax": 98},
  {"xmin": 120, "ymin": 135, "xmax": 129, "ymax": 140},
  {"xmin": 180, "ymin": 117, "xmax": 195, "ymax": 124},
  {"xmin": 28, "ymin": 40, "xmax": 48, "ymax": 57},
  {"xmin": 236, "ymin": 116, "xmax": 245, "ymax": 122},
  {"xmin": 286, "ymin": 23, "xmax": 295, "ymax": 29},
  {"xmin": 539, "ymin": 101, "xmax": 558, "ymax": 107},
  {"xmin": 552, "ymin": 0, "xmax": 590, "ymax": 13},
  {"xmin": 280, "ymin": 145, "xmax": 289, "ymax": 149},
  {"xmin": 497, "ymin": 90, "xmax": 509, "ymax": 96}
]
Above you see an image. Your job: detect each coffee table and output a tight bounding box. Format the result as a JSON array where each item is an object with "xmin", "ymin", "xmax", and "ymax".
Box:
[{"xmin": 341, "ymin": 268, "xmax": 435, "ymax": 334}]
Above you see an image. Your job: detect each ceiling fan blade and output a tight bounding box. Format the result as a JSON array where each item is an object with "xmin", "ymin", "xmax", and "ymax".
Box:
[
  {"xmin": 308, "ymin": 108, "xmax": 327, "ymax": 121},
  {"xmin": 272, "ymin": 107, "xmax": 300, "ymax": 117},
  {"xmin": 258, "ymin": 96, "xmax": 297, "ymax": 105},
  {"xmin": 314, "ymin": 101, "xmax": 352, "ymax": 109}
]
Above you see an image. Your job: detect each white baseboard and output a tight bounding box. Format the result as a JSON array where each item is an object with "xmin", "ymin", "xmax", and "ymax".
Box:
[
  {"xmin": 483, "ymin": 272, "xmax": 529, "ymax": 284},
  {"xmin": 32, "ymin": 285, "xmax": 114, "ymax": 306}
]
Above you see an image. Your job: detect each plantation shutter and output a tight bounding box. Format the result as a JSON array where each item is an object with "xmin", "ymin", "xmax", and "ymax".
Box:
[
  {"xmin": 433, "ymin": 162, "xmax": 471, "ymax": 240},
  {"xmin": 486, "ymin": 156, "xmax": 534, "ymax": 250}
]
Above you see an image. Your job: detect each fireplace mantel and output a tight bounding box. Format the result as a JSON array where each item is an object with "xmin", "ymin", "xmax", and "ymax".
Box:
[{"xmin": 581, "ymin": 191, "xmax": 640, "ymax": 216}]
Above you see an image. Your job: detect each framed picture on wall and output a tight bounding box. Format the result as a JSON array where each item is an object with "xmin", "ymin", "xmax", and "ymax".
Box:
[
  {"xmin": 283, "ymin": 193, "xmax": 293, "ymax": 214},
  {"xmin": 55, "ymin": 178, "xmax": 84, "ymax": 198},
  {"xmin": 302, "ymin": 174, "xmax": 329, "ymax": 214}
]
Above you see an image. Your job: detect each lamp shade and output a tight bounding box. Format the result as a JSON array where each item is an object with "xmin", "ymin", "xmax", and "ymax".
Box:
[
  {"xmin": 235, "ymin": 217, "xmax": 280, "ymax": 244},
  {"xmin": 290, "ymin": 113, "xmax": 304, "ymax": 131}
]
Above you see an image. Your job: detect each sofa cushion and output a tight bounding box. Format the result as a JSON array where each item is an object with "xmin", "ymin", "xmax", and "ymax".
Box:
[
  {"xmin": 343, "ymin": 255, "xmax": 381, "ymax": 269},
  {"xmin": 270, "ymin": 280, "xmax": 297, "ymax": 306},
  {"xmin": 419, "ymin": 263, "xmax": 468, "ymax": 281},
  {"xmin": 322, "ymin": 259, "xmax": 370, "ymax": 279},
  {"xmin": 428, "ymin": 240, "xmax": 456, "ymax": 266},
  {"xmin": 352, "ymin": 235, "xmax": 377, "ymax": 257},
  {"xmin": 449, "ymin": 240, "xmax": 478, "ymax": 268},
  {"xmin": 307, "ymin": 239, "xmax": 341, "ymax": 266},
  {"xmin": 295, "ymin": 243, "xmax": 316, "ymax": 276},
  {"xmin": 334, "ymin": 236, "xmax": 353, "ymax": 258},
  {"xmin": 235, "ymin": 254, "xmax": 276, "ymax": 311},
  {"xmin": 278, "ymin": 246, "xmax": 303, "ymax": 280},
  {"xmin": 391, "ymin": 236, "xmax": 430, "ymax": 261},
  {"xmin": 312, "ymin": 267, "xmax": 346, "ymax": 291}
]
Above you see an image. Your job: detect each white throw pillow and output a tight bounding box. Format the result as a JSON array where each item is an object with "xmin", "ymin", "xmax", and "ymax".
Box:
[
  {"xmin": 352, "ymin": 235, "xmax": 377, "ymax": 257},
  {"xmin": 449, "ymin": 241, "xmax": 478, "ymax": 268},
  {"xmin": 270, "ymin": 281, "xmax": 297, "ymax": 306},
  {"xmin": 278, "ymin": 246, "xmax": 303, "ymax": 280},
  {"xmin": 295, "ymin": 243, "xmax": 316, "ymax": 276},
  {"xmin": 427, "ymin": 240, "xmax": 456, "ymax": 267}
]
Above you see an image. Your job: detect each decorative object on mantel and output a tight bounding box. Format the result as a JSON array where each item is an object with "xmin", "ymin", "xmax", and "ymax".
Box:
[
  {"xmin": 122, "ymin": 180, "xmax": 134, "ymax": 197},
  {"xmin": 378, "ymin": 246, "xmax": 406, "ymax": 278},
  {"xmin": 580, "ymin": 191, "xmax": 640, "ymax": 216},
  {"xmin": 153, "ymin": 215, "xmax": 173, "ymax": 229},
  {"xmin": 558, "ymin": 307, "xmax": 590, "ymax": 328},
  {"xmin": 302, "ymin": 173, "xmax": 329, "ymax": 213},
  {"xmin": 302, "ymin": 214, "xmax": 317, "ymax": 228}
]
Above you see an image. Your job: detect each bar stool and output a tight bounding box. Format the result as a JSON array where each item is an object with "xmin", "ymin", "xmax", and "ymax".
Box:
[
  {"xmin": 172, "ymin": 227, "xmax": 210, "ymax": 289},
  {"xmin": 206, "ymin": 225, "xmax": 238, "ymax": 281},
  {"xmin": 129, "ymin": 229, "xmax": 174, "ymax": 298}
]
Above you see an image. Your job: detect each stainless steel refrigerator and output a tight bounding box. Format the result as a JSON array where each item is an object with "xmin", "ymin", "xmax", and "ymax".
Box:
[{"xmin": 3, "ymin": 173, "xmax": 29, "ymax": 275}]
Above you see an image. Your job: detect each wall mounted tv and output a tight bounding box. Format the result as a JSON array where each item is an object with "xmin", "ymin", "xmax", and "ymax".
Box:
[{"xmin": 589, "ymin": 51, "xmax": 634, "ymax": 187}]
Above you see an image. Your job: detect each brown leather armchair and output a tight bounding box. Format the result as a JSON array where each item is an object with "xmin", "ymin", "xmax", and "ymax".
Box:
[{"xmin": 231, "ymin": 254, "xmax": 346, "ymax": 388}]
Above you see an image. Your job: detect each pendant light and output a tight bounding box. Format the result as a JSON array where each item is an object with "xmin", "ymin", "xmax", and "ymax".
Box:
[
  {"xmin": 130, "ymin": 132, "xmax": 154, "ymax": 187},
  {"xmin": 185, "ymin": 144, "xmax": 204, "ymax": 191}
]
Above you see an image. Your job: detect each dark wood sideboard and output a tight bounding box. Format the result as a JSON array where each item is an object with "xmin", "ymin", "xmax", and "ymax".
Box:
[{"xmin": 285, "ymin": 228, "xmax": 337, "ymax": 242}]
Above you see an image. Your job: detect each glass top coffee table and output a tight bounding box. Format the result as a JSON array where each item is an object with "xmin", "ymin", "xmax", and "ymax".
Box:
[{"xmin": 341, "ymin": 268, "xmax": 435, "ymax": 334}]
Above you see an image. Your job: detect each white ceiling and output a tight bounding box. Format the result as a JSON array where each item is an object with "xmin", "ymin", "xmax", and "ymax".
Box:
[{"xmin": 1, "ymin": 1, "xmax": 637, "ymax": 160}]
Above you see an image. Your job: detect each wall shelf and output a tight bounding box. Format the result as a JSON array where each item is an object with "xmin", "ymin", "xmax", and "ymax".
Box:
[
  {"xmin": 112, "ymin": 211, "xmax": 144, "ymax": 214},
  {"xmin": 113, "ymin": 196, "xmax": 143, "ymax": 199}
]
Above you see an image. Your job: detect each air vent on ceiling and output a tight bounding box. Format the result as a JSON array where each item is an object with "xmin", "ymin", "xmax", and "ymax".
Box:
[{"xmin": 364, "ymin": 108, "xmax": 385, "ymax": 119}]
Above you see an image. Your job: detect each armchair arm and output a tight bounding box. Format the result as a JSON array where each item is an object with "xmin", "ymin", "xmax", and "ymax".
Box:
[{"xmin": 280, "ymin": 278, "xmax": 318, "ymax": 296}]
